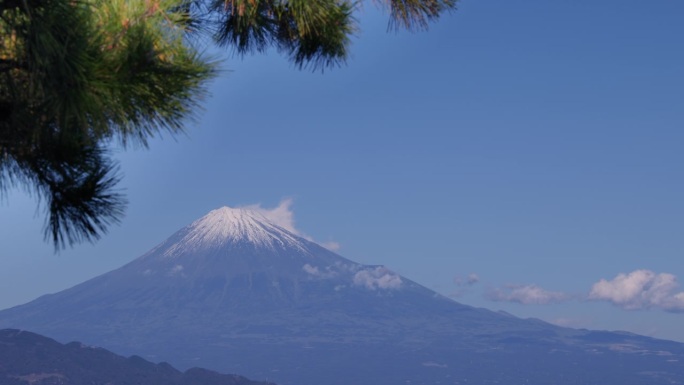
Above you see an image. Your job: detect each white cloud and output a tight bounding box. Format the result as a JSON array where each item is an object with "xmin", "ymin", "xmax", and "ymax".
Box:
[
  {"xmin": 168, "ymin": 264, "xmax": 184, "ymax": 276},
  {"xmin": 243, "ymin": 198, "xmax": 340, "ymax": 251},
  {"xmin": 589, "ymin": 269, "xmax": 684, "ymax": 312},
  {"xmin": 302, "ymin": 264, "xmax": 320, "ymax": 276},
  {"xmin": 454, "ymin": 273, "xmax": 480, "ymax": 287},
  {"xmin": 422, "ymin": 362, "xmax": 448, "ymax": 368},
  {"xmin": 353, "ymin": 266, "xmax": 402, "ymax": 290},
  {"xmin": 244, "ymin": 198, "xmax": 297, "ymax": 234},
  {"xmin": 302, "ymin": 263, "xmax": 337, "ymax": 279},
  {"xmin": 321, "ymin": 241, "xmax": 341, "ymax": 252},
  {"xmin": 450, "ymin": 273, "xmax": 480, "ymax": 298},
  {"xmin": 488, "ymin": 284, "xmax": 569, "ymax": 305},
  {"xmin": 549, "ymin": 317, "xmax": 592, "ymax": 329}
]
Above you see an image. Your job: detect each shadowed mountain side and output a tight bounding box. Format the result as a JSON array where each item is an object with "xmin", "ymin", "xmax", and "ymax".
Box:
[
  {"xmin": 0, "ymin": 329, "xmax": 274, "ymax": 385},
  {"xmin": 1, "ymin": 207, "xmax": 683, "ymax": 385}
]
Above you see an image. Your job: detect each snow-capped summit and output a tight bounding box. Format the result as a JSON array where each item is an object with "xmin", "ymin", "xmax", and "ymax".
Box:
[
  {"xmin": 160, "ymin": 206, "xmax": 307, "ymax": 257},
  {"xmin": 125, "ymin": 205, "xmax": 358, "ymax": 283}
]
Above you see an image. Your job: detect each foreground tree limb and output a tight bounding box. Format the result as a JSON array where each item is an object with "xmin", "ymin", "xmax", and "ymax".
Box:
[
  {"xmin": 1, "ymin": 0, "xmax": 216, "ymax": 248},
  {"xmin": 0, "ymin": 0, "xmax": 457, "ymax": 249}
]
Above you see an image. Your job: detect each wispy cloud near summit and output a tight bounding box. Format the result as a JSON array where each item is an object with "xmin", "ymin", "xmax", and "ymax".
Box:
[
  {"xmin": 242, "ymin": 198, "xmax": 340, "ymax": 251},
  {"xmin": 243, "ymin": 198, "xmax": 298, "ymax": 234}
]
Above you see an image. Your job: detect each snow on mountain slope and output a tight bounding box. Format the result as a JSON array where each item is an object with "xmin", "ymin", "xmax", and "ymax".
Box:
[
  {"xmin": 161, "ymin": 207, "xmax": 309, "ymax": 256},
  {"xmin": 116, "ymin": 205, "xmax": 373, "ymax": 285}
]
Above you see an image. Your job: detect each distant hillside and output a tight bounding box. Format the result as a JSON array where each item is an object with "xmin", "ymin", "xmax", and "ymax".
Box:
[{"xmin": 0, "ymin": 329, "xmax": 274, "ymax": 385}]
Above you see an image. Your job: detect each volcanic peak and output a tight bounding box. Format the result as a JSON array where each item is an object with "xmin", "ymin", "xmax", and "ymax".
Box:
[{"xmin": 161, "ymin": 206, "xmax": 307, "ymax": 256}]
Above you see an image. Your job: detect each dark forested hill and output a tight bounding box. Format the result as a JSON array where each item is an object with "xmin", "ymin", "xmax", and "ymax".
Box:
[{"xmin": 0, "ymin": 329, "xmax": 274, "ymax": 385}]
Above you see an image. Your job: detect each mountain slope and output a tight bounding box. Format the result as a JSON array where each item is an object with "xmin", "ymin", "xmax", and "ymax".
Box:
[
  {"xmin": 1, "ymin": 206, "xmax": 683, "ymax": 385},
  {"xmin": 0, "ymin": 329, "xmax": 273, "ymax": 385}
]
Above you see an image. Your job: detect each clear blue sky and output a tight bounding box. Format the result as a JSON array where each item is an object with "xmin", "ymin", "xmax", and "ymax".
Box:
[{"xmin": 1, "ymin": 0, "xmax": 683, "ymax": 341}]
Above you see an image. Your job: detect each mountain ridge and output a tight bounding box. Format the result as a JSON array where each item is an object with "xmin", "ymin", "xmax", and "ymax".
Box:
[
  {"xmin": 1, "ymin": 206, "xmax": 683, "ymax": 385},
  {"xmin": 0, "ymin": 328, "xmax": 274, "ymax": 385}
]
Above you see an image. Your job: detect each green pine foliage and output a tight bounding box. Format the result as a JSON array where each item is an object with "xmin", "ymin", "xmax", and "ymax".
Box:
[
  {"xmin": 208, "ymin": 0, "xmax": 355, "ymax": 69},
  {"xmin": 0, "ymin": 0, "xmax": 456, "ymax": 249},
  {"xmin": 0, "ymin": 0, "xmax": 216, "ymax": 248}
]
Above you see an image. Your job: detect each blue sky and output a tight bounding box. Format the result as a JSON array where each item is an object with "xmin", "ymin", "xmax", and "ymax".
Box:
[{"xmin": 1, "ymin": 0, "xmax": 684, "ymax": 341}]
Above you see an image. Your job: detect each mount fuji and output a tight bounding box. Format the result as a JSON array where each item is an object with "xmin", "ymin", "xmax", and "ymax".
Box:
[{"xmin": 2, "ymin": 206, "xmax": 683, "ymax": 384}]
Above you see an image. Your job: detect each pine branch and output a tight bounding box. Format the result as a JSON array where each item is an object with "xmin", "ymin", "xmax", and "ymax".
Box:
[{"xmin": 0, "ymin": 59, "xmax": 28, "ymax": 73}]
